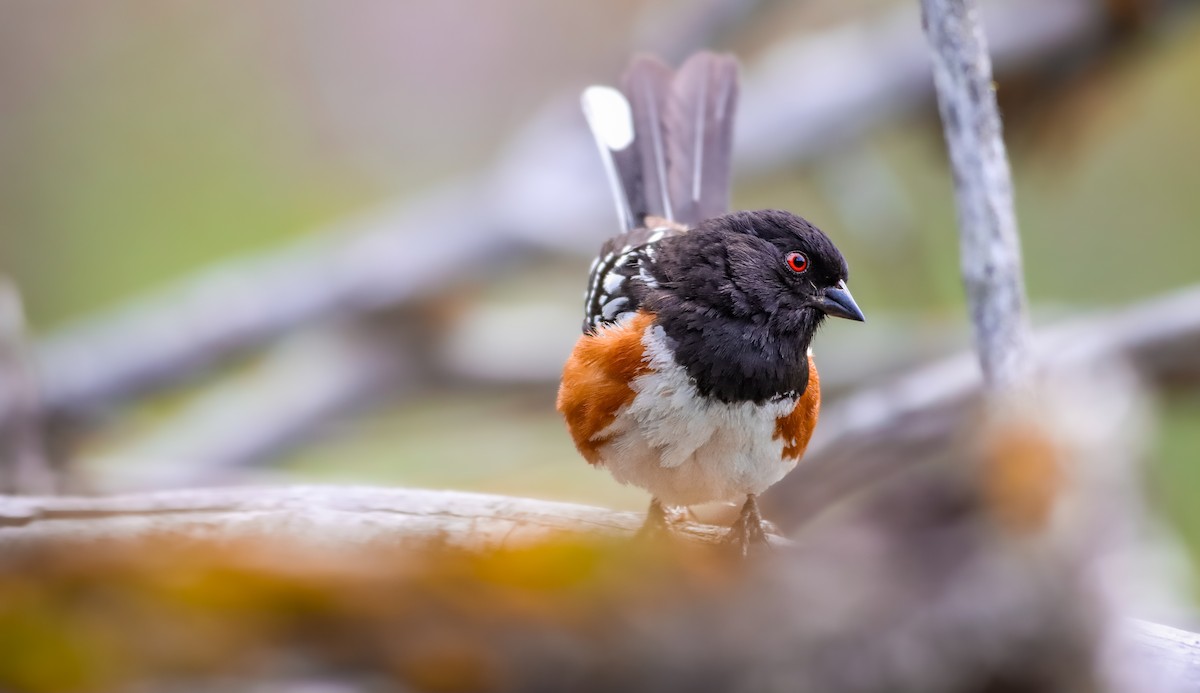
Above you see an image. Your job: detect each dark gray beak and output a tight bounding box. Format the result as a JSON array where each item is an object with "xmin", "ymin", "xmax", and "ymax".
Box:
[{"xmin": 815, "ymin": 280, "xmax": 865, "ymax": 322}]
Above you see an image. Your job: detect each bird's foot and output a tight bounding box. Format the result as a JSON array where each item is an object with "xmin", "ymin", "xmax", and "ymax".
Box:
[
  {"xmin": 722, "ymin": 494, "xmax": 772, "ymax": 557},
  {"xmin": 635, "ymin": 498, "xmax": 681, "ymax": 541}
]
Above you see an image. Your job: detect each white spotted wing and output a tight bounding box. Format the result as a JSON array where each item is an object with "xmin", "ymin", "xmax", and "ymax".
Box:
[{"xmin": 582, "ymin": 223, "xmax": 683, "ymax": 333}]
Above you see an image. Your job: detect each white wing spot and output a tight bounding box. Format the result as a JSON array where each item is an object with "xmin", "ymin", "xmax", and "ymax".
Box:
[{"xmin": 601, "ymin": 297, "xmax": 629, "ymax": 319}]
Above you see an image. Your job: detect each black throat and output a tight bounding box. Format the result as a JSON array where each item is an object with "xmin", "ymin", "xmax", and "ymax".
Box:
[{"xmin": 650, "ymin": 303, "xmax": 821, "ymax": 404}]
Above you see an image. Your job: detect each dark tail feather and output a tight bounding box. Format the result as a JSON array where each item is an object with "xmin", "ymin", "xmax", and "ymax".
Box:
[
  {"xmin": 621, "ymin": 56, "xmax": 675, "ymax": 226},
  {"xmin": 665, "ymin": 53, "xmax": 738, "ymax": 226},
  {"xmin": 585, "ymin": 52, "xmax": 740, "ymax": 230}
]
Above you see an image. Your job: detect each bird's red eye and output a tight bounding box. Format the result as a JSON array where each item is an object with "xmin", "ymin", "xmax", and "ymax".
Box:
[{"xmin": 786, "ymin": 251, "xmax": 808, "ymax": 273}]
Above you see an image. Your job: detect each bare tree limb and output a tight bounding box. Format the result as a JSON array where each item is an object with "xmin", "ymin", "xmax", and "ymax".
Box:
[
  {"xmin": 76, "ymin": 328, "xmax": 421, "ymax": 492},
  {"xmin": 35, "ymin": 184, "xmax": 522, "ymax": 421},
  {"xmin": 921, "ymin": 0, "xmax": 1032, "ymax": 391}
]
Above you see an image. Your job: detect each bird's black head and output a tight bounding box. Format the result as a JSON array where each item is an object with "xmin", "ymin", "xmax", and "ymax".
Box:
[
  {"xmin": 652, "ymin": 209, "xmax": 863, "ymax": 331},
  {"xmin": 644, "ymin": 209, "xmax": 864, "ymax": 403},
  {"xmin": 705, "ymin": 209, "xmax": 862, "ymax": 327}
]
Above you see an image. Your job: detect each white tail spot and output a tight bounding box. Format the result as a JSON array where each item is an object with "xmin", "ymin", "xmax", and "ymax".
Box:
[{"xmin": 581, "ymin": 87, "xmax": 634, "ymax": 150}]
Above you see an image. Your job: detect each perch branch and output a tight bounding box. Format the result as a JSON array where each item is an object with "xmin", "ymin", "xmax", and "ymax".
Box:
[{"xmin": 0, "ymin": 485, "xmax": 725, "ymax": 549}]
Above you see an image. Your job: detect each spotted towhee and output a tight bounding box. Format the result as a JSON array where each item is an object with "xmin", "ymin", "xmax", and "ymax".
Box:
[{"xmin": 557, "ymin": 53, "xmax": 865, "ymax": 551}]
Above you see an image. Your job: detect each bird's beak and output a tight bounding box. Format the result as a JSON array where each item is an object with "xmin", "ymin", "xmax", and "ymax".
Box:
[{"xmin": 815, "ymin": 280, "xmax": 865, "ymax": 322}]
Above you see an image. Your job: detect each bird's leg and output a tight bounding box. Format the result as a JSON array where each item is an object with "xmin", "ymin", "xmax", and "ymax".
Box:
[
  {"xmin": 635, "ymin": 497, "xmax": 675, "ymax": 540},
  {"xmin": 723, "ymin": 494, "xmax": 770, "ymax": 556}
]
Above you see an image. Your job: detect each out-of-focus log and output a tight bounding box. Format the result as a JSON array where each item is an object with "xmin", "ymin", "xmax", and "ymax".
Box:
[{"xmin": 0, "ymin": 465, "xmax": 1189, "ymax": 693}]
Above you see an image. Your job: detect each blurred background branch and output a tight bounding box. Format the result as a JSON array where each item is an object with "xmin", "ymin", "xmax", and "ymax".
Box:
[{"xmin": 921, "ymin": 0, "xmax": 1032, "ymax": 391}]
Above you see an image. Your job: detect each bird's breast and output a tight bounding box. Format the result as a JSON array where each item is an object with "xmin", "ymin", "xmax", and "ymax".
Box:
[{"xmin": 589, "ymin": 322, "xmax": 821, "ymax": 505}]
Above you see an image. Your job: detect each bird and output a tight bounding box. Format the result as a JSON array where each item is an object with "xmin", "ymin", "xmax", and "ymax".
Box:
[{"xmin": 556, "ymin": 52, "xmax": 865, "ymax": 552}]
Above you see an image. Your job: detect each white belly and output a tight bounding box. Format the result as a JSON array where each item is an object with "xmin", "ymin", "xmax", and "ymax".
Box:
[{"xmin": 593, "ymin": 325, "xmax": 798, "ymax": 506}]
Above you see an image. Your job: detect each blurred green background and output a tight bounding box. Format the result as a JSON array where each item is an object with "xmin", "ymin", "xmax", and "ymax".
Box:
[{"xmin": 1, "ymin": 1, "xmax": 1198, "ymax": 591}]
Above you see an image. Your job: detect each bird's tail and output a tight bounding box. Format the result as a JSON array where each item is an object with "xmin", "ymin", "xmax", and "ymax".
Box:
[{"xmin": 581, "ymin": 52, "xmax": 739, "ymax": 231}]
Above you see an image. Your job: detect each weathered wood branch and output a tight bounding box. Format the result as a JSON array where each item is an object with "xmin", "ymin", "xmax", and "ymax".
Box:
[
  {"xmin": 921, "ymin": 0, "xmax": 1032, "ymax": 391},
  {"xmin": 0, "ymin": 485, "xmax": 724, "ymax": 548}
]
